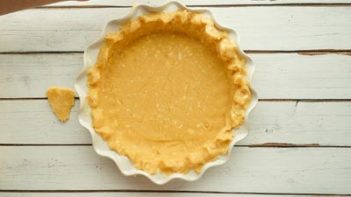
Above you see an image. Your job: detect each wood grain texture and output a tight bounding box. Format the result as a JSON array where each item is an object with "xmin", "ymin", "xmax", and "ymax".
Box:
[
  {"xmin": 1, "ymin": 53, "xmax": 351, "ymax": 99},
  {"xmin": 45, "ymin": 0, "xmax": 351, "ymax": 7},
  {"xmin": 0, "ymin": 54, "xmax": 81, "ymax": 98},
  {"xmin": 1, "ymin": 2, "xmax": 351, "ymax": 195},
  {"xmin": 1, "ymin": 7, "xmax": 351, "ymax": 52},
  {"xmin": 1, "ymin": 100, "xmax": 351, "ymax": 146},
  {"xmin": 0, "ymin": 100, "xmax": 84, "ymax": 144},
  {"xmin": 1, "ymin": 146, "xmax": 350, "ymax": 194}
]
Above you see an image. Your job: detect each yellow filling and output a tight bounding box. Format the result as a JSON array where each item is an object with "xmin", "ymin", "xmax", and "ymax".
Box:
[{"xmin": 88, "ymin": 10, "xmax": 251, "ymax": 174}]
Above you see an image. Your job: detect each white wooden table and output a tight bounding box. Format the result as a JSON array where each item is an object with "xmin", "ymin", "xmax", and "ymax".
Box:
[{"xmin": 1, "ymin": 0, "xmax": 351, "ymax": 196}]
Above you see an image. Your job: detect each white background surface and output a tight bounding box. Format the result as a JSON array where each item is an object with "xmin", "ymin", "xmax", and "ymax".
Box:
[{"xmin": 1, "ymin": 0, "xmax": 351, "ymax": 196}]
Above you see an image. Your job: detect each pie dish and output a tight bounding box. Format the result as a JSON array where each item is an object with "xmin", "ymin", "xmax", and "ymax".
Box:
[{"xmin": 75, "ymin": 1, "xmax": 257, "ymax": 184}]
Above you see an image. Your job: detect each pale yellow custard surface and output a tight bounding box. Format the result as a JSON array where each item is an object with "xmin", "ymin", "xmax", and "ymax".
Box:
[
  {"xmin": 47, "ymin": 87, "xmax": 75, "ymax": 122},
  {"xmin": 87, "ymin": 10, "xmax": 252, "ymax": 174}
]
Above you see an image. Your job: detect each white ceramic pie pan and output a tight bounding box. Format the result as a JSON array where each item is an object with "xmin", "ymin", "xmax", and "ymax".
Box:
[{"xmin": 75, "ymin": 1, "xmax": 258, "ymax": 185}]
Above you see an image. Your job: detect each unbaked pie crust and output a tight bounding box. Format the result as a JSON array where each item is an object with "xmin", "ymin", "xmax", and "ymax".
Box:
[{"xmin": 87, "ymin": 10, "xmax": 252, "ymax": 174}]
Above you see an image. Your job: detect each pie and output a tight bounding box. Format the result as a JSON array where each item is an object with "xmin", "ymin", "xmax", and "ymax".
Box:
[{"xmin": 87, "ymin": 10, "xmax": 252, "ymax": 174}]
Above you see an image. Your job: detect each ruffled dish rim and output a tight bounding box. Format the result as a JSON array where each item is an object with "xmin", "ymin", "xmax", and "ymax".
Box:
[{"xmin": 75, "ymin": 1, "xmax": 258, "ymax": 185}]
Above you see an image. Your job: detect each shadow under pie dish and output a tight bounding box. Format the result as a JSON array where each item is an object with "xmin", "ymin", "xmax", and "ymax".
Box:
[{"xmin": 76, "ymin": 1, "xmax": 257, "ymax": 184}]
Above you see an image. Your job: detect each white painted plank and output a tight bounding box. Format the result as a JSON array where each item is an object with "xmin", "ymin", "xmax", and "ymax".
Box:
[
  {"xmin": 0, "ymin": 100, "xmax": 85, "ymax": 144},
  {"xmin": 1, "ymin": 100, "xmax": 351, "ymax": 146},
  {"xmin": 0, "ymin": 54, "xmax": 81, "ymax": 98},
  {"xmin": 1, "ymin": 7, "xmax": 351, "ymax": 52},
  {"xmin": 1, "ymin": 53, "xmax": 351, "ymax": 99},
  {"xmin": 253, "ymin": 53, "xmax": 351, "ymax": 99},
  {"xmin": 0, "ymin": 146, "xmax": 350, "ymax": 194},
  {"xmin": 46, "ymin": 0, "xmax": 351, "ymax": 7},
  {"xmin": 247, "ymin": 101, "xmax": 351, "ymax": 146},
  {"xmin": 0, "ymin": 192, "xmax": 270, "ymax": 197}
]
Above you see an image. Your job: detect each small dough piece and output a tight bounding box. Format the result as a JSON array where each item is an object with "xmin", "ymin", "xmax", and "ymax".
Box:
[{"xmin": 47, "ymin": 87, "xmax": 75, "ymax": 122}]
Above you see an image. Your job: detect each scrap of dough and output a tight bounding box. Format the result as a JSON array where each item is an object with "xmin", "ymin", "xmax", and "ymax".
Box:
[{"xmin": 47, "ymin": 87, "xmax": 75, "ymax": 122}]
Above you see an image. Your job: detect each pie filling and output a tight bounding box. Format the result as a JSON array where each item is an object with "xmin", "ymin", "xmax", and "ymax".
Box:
[{"xmin": 87, "ymin": 10, "xmax": 251, "ymax": 174}]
